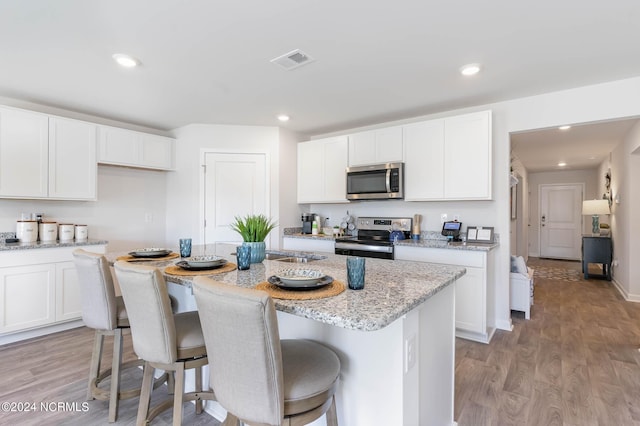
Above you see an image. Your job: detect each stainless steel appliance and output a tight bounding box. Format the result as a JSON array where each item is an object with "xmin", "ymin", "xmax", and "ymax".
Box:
[
  {"xmin": 334, "ymin": 216, "xmax": 411, "ymax": 259},
  {"xmin": 301, "ymin": 213, "xmax": 315, "ymax": 234},
  {"xmin": 346, "ymin": 162, "xmax": 404, "ymax": 200}
]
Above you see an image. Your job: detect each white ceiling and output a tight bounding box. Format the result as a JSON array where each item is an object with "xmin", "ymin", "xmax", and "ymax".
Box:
[
  {"xmin": 1, "ymin": 1, "xmax": 640, "ymax": 147},
  {"xmin": 511, "ymin": 118, "xmax": 639, "ymax": 173}
]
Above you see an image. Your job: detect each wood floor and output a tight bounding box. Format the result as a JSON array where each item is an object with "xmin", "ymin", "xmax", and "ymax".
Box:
[
  {"xmin": 0, "ymin": 326, "xmax": 219, "ymax": 425},
  {"xmin": 456, "ymin": 257, "xmax": 640, "ymax": 426},
  {"xmin": 2, "ymin": 257, "xmax": 640, "ymax": 425}
]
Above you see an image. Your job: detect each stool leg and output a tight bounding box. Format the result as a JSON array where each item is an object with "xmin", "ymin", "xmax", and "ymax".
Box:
[
  {"xmin": 326, "ymin": 395, "xmax": 338, "ymax": 426},
  {"xmin": 172, "ymin": 363, "xmax": 185, "ymax": 426},
  {"xmin": 195, "ymin": 365, "xmax": 203, "ymax": 414},
  {"xmin": 108, "ymin": 328, "xmax": 123, "ymax": 423},
  {"xmin": 137, "ymin": 362, "xmax": 155, "ymax": 426},
  {"xmin": 88, "ymin": 330, "xmax": 105, "ymax": 400}
]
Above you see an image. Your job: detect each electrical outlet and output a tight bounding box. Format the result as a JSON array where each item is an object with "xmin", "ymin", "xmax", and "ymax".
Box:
[
  {"xmin": 145, "ymin": 213, "xmax": 153, "ymax": 223},
  {"xmin": 405, "ymin": 335, "xmax": 417, "ymax": 373},
  {"xmin": 454, "ymin": 214, "xmax": 461, "ymax": 222},
  {"xmin": 441, "ymin": 213, "xmax": 448, "ymax": 223}
]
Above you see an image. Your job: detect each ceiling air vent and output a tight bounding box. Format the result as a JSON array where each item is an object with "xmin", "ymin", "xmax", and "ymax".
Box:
[{"xmin": 270, "ymin": 49, "xmax": 315, "ymax": 70}]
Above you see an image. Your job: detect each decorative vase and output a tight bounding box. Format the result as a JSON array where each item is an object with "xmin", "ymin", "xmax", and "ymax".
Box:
[{"xmin": 243, "ymin": 241, "xmax": 266, "ymax": 263}]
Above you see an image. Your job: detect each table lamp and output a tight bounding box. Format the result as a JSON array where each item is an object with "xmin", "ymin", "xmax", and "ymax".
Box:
[{"xmin": 582, "ymin": 199, "xmax": 610, "ymax": 235}]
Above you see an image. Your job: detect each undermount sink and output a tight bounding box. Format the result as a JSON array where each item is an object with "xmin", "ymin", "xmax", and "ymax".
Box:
[{"xmin": 264, "ymin": 252, "xmax": 326, "ymax": 262}]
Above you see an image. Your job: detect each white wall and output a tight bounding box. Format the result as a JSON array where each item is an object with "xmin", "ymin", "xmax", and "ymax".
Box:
[{"xmin": 165, "ymin": 123, "xmax": 293, "ymax": 250}]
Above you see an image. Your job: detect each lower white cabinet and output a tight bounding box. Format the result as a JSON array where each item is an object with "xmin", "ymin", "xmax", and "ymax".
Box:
[
  {"xmin": 395, "ymin": 245, "xmax": 496, "ymax": 343},
  {"xmin": 282, "ymin": 237, "xmax": 335, "ymax": 254},
  {"xmin": 0, "ymin": 245, "xmax": 106, "ymax": 341}
]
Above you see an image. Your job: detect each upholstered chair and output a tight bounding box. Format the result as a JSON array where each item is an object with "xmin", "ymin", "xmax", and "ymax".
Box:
[
  {"xmin": 73, "ymin": 248, "xmax": 166, "ymax": 422},
  {"xmin": 192, "ymin": 277, "xmax": 340, "ymax": 426},
  {"xmin": 114, "ymin": 260, "xmax": 216, "ymax": 426}
]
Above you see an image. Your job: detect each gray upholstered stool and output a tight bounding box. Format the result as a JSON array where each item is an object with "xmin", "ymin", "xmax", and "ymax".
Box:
[
  {"xmin": 193, "ymin": 277, "xmax": 340, "ymax": 426},
  {"xmin": 73, "ymin": 249, "xmax": 165, "ymax": 423},
  {"xmin": 114, "ymin": 261, "xmax": 216, "ymax": 426}
]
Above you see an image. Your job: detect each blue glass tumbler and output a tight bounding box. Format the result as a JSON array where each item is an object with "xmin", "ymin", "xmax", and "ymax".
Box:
[
  {"xmin": 346, "ymin": 257, "xmax": 365, "ymax": 290},
  {"xmin": 236, "ymin": 245, "xmax": 251, "ymax": 270},
  {"xmin": 179, "ymin": 238, "xmax": 192, "ymax": 258}
]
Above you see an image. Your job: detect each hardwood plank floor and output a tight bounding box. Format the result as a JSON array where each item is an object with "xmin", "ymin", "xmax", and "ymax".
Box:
[
  {"xmin": 0, "ymin": 327, "xmax": 219, "ymax": 425},
  {"xmin": 456, "ymin": 257, "xmax": 640, "ymax": 426}
]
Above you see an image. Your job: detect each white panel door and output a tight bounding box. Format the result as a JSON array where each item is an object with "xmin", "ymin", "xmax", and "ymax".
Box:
[
  {"xmin": 0, "ymin": 107, "xmax": 49, "ymax": 198},
  {"xmin": 540, "ymin": 183, "xmax": 583, "ymax": 260},
  {"xmin": 204, "ymin": 152, "xmax": 268, "ymax": 245}
]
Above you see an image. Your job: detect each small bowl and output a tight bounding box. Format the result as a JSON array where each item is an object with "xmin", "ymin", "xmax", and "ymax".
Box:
[{"xmin": 275, "ymin": 268, "xmax": 325, "ymax": 285}]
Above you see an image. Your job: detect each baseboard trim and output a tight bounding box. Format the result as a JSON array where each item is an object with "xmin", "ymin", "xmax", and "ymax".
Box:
[
  {"xmin": 612, "ymin": 279, "xmax": 640, "ymax": 302},
  {"xmin": 495, "ymin": 318, "xmax": 514, "ymax": 332},
  {"xmin": 0, "ymin": 319, "xmax": 84, "ymax": 346}
]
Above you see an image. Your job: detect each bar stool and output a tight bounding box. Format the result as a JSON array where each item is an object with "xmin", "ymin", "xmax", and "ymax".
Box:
[
  {"xmin": 73, "ymin": 249, "xmax": 166, "ymax": 423},
  {"xmin": 192, "ymin": 277, "xmax": 340, "ymax": 426},
  {"xmin": 114, "ymin": 260, "xmax": 216, "ymax": 426}
]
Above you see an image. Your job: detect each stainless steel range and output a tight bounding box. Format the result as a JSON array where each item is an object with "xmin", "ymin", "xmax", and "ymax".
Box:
[{"xmin": 334, "ymin": 216, "xmax": 412, "ymax": 259}]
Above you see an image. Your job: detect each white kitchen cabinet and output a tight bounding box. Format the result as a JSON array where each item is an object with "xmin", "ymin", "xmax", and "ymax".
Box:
[
  {"xmin": 395, "ymin": 245, "xmax": 496, "ymax": 343},
  {"xmin": 403, "ymin": 110, "xmax": 492, "ymax": 201},
  {"xmin": 0, "ymin": 106, "xmax": 97, "ymax": 200},
  {"xmin": 55, "ymin": 261, "xmax": 82, "ymax": 321},
  {"xmin": 403, "ymin": 119, "xmax": 445, "ymax": 200},
  {"xmin": 443, "ymin": 111, "xmax": 492, "ymax": 199},
  {"xmin": 48, "ymin": 117, "xmax": 97, "ymax": 200},
  {"xmin": 98, "ymin": 125, "xmax": 174, "ymax": 170},
  {"xmin": 297, "ymin": 136, "xmax": 349, "ymax": 203},
  {"xmin": 0, "ymin": 107, "xmax": 49, "ymax": 198},
  {"xmin": 0, "ymin": 264, "xmax": 56, "ymax": 333},
  {"xmin": 282, "ymin": 237, "xmax": 335, "ymax": 253},
  {"xmin": 348, "ymin": 126, "xmax": 403, "ymax": 166},
  {"xmin": 0, "ymin": 245, "xmax": 106, "ymax": 344}
]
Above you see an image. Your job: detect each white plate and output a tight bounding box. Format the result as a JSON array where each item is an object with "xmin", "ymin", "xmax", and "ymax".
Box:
[
  {"xmin": 268, "ymin": 275, "xmax": 334, "ymax": 290},
  {"xmin": 185, "ymin": 255, "xmax": 225, "ymax": 268},
  {"xmin": 274, "ymin": 268, "xmax": 325, "ymax": 285},
  {"xmin": 130, "ymin": 248, "xmax": 171, "ymax": 258}
]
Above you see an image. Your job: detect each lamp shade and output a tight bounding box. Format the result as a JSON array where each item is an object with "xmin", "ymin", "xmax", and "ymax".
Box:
[{"xmin": 582, "ymin": 199, "xmax": 610, "ymax": 215}]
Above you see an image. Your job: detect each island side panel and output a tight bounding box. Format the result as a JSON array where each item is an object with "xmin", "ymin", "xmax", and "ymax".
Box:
[{"xmin": 275, "ymin": 281, "xmax": 456, "ymax": 426}]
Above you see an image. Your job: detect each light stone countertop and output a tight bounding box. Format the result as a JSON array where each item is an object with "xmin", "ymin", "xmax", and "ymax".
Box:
[
  {"xmin": 106, "ymin": 243, "xmax": 465, "ymax": 332},
  {"xmin": 0, "ymin": 238, "xmax": 109, "ymax": 251}
]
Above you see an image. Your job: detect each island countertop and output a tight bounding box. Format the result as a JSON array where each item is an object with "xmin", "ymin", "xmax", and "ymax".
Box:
[{"xmin": 106, "ymin": 243, "xmax": 465, "ymax": 332}]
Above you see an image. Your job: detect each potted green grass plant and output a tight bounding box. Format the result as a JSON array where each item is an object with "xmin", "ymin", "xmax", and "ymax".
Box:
[{"xmin": 230, "ymin": 214, "xmax": 277, "ymax": 263}]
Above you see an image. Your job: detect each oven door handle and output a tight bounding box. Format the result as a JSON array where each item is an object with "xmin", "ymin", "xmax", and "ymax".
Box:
[{"xmin": 335, "ymin": 242, "xmax": 393, "ymax": 253}]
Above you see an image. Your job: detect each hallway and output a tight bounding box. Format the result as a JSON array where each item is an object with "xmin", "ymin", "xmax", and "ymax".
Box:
[{"xmin": 455, "ymin": 257, "xmax": 640, "ymax": 425}]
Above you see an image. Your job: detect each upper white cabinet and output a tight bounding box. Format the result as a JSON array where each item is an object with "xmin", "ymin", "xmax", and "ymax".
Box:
[
  {"xmin": 297, "ymin": 136, "xmax": 349, "ymax": 204},
  {"xmin": 443, "ymin": 111, "xmax": 492, "ymax": 199},
  {"xmin": 0, "ymin": 107, "xmax": 97, "ymax": 200},
  {"xmin": 49, "ymin": 117, "xmax": 97, "ymax": 200},
  {"xmin": 348, "ymin": 126, "xmax": 403, "ymax": 166},
  {"xmin": 98, "ymin": 125, "xmax": 174, "ymax": 170},
  {"xmin": 404, "ymin": 110, "xmax": 492, "ymax": 201},
  {"xmin": 403, "ymin": 119, "xmax": 445, "ymax": 200}
]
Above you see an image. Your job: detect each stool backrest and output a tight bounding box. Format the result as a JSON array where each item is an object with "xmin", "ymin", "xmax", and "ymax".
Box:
[
  {"xmin": 114, "ymin": 261, "xmax": 177, "ymax": 364},
  {"xmin": 72, "ymin": 249, "xmax": 118, "ymax": 331},
  {"xmin": 193, "ymin": 277, "xmax": 284, "ymax": 426}
]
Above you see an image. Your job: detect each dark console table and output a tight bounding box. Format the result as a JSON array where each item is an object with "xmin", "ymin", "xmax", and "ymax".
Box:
[{"xmin": 582, "ymin": 235, "xmax": 612, "ymax": 280}]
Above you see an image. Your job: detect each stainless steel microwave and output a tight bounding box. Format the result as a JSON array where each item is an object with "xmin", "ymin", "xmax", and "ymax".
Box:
[{"xmin": 346, "ymin": 162, "xmax": 404, "ymax": 200}]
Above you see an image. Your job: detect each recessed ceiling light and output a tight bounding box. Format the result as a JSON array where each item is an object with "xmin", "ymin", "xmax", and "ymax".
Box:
[
  {"xmin": 559, "ymin": 125, "xmax": 571, "ymax": 130},
  {"xmin": 112, "ymin": 53, "xmax": 141, "ymax": 68},
  {"xmin": 277, "ymin": 114, "xmax": 290, "ymax": 122},
  {"xmin": 460, "ymin": 63, "xmax": 481, "ymax": 76},
  {"xmin": 558, "ymin": 162, "xmax": 567, "ymax": 167}
]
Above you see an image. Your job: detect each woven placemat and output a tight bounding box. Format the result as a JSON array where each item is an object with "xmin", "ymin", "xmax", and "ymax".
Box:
[
  {"xmin": 116, "ymin": 252, "xmax": 180, "ymax": 262},
  {"xmin": 255, "ymin": 279, "xmax": 345, "ymax": 300},
  {"xmin": 164, "ymin": 262, "xmax": 237, "ymax": 276}
]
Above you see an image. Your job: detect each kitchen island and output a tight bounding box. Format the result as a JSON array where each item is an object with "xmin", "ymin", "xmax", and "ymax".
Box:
[{"xmin": 107, "ymin": 244, "xmax": 466, "ymax": 426}]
